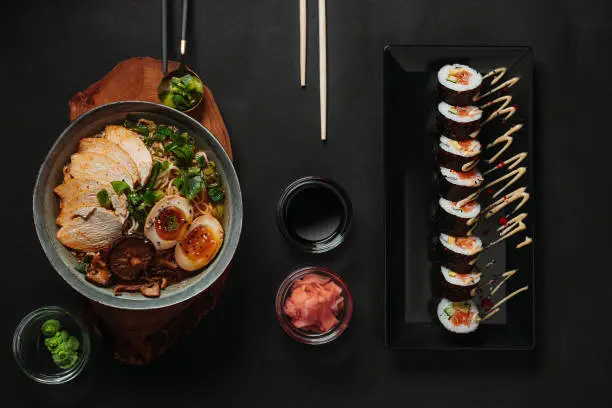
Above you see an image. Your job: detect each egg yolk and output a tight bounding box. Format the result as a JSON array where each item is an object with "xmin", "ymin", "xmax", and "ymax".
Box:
[
  {"xmin": 155, "ymin": 207, "xmax": 188, "ymax": 241},
  {"xmin": 179, "ymin": 225, "xmax": 219, "ymax": 261}
]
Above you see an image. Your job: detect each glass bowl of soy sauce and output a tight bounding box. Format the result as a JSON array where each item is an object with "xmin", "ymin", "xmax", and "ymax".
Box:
[{"xmin": 277, "ymin": 177, "xmax": 352, "ymax": 253}]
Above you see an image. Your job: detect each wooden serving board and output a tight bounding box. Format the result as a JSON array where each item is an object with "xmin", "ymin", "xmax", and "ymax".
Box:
[{"xmin": 71, "ymin": 57, "xmax": 232, "ymax": 365}]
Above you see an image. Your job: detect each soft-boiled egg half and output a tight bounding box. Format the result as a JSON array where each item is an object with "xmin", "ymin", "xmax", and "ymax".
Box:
[
  {"xmin": 144, "ymin": 195, "xmax": 193, "ymax": 250},
  {"xmin": 175, "ymin": 214, "xmax": 224, "ymax": 271}
]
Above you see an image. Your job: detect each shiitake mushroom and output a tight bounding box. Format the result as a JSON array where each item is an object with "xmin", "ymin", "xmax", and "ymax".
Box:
[
  {"xmin": 86, "ymin": 268, "xmax": 112, "ymax": 287},
  {"xmin": 108, "ymin": 235, "xmax": 156, "ymax": 281},
  {"xmin": 113, "ymin": 281, "xmax": 161, "ymax": 298}
]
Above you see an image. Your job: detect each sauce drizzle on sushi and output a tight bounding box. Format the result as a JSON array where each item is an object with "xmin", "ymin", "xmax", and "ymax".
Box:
[
  {"xmin": 485, "ymin": 213, "xmax": 528, "ymax": 249},
  {"xmin": 483, "ymin": 187, "xmax": 530, "ymax": 219},
  {"xmin": 473, "ymin": 67, "xmax": 521, "ymax": 102},
  {"xmin": 480, "ymin": 95, "xmax": 517, "ymax": 125},
  {"xmin": 434, "ymin": 63, "xmax": 533, "ymax": 335},
  {"xmin": 456, "ymin": 167, "xmax": 527, "ymax": 207},
  {"xmin": 486, "ymin": 124, "xmax": 524, "ymax": 163},
  {"xmin": 516, "ymin": 236, "xmax": 532, "ymax": 249}
]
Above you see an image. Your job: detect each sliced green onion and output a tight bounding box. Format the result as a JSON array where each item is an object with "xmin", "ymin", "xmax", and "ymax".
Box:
[
  {"xmin": 96, "ymin": 189, "xmax": 111, "ymax": 208},
  {"xmin": 142, "ymin": 189, "xmax": 164, "ymax": 205},
  {"xmin": 207, "ymin": 185, "xmax": 225, "ymax": 203},
  {"xmin": 166, "ymin": 215, "xmax": 179, "ymax": 232},
  {"xmin": 111, "ymin": 180, "xmax": 131, "ymax": 196}
]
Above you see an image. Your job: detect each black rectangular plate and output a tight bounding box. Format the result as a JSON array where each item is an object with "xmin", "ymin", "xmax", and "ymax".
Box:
[{"xmin": 384, "ymin": 45, "xmax": 535, "ymax": 350}]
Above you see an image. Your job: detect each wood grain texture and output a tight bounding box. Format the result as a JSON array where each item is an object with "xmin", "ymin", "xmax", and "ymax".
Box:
[
  {"xmin": 69, "ymin": 56, "xmax": 232, "ymax": 158},
  {"xmin": 70, "ymin": 56, "xmax": 232, "ymax": 365}
]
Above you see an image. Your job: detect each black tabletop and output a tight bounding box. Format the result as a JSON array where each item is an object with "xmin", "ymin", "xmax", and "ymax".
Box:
[{"xmin": 2, "ymin": 1, "xmax": 612, "ymax": 407}]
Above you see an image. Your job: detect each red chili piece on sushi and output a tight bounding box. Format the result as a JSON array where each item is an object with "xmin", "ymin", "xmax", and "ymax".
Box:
[{"xmin": 283, "ymin": 274, "xmax": 345, "ymax": 333}]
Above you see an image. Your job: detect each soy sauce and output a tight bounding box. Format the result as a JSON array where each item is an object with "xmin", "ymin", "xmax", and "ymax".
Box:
[
  {"xmin": 277, "ymin": 177, "xmax": 352, "ymax": 253},
  {"xmin": 286, "ymin": 185, "xmax": 343, "ymax": 242}
]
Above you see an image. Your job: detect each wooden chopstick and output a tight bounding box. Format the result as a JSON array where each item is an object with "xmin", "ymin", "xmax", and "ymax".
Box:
[
  {"xmin": 300, "ymin": 0, "xmax": 306, "ymax": 87},
  {"xmin": 319, "ymin": 0, "xmax": 327, "ymax": 141}
]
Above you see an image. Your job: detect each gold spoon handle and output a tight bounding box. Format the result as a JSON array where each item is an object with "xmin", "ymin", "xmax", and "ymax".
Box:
[{"xmin": 179, "ymin": 0, "xmax": 189, "ymax": 67}]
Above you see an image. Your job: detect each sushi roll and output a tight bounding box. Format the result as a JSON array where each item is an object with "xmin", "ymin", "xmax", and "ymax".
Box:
[
  {"xmin": 439, "ymin": 265, "xmax": 481, "ymax": 301},
  {"xmin": 437, "ymin": 233, "xmax": 482, "ymax": 273},
  {"xmin": 437, "ymin": 197, "xmax": 480, "ymax": 236},
  {"xmin": 437, "ymin": 102, "xmax": 482, "ymax": 141},
  {"xmin": 436, "ymin": 297, "xmax": 479, "ymax": 334},
  {"xmin": 439, "ymin": 167, "xmax": 483, "ymax": 202},
  {"xmin": 438, "ymin": 64, "xmax": 483, "ymax": 106},
  {"xmin": 438, "ymin": 135, "xmax": 481, "ymax": 173}
]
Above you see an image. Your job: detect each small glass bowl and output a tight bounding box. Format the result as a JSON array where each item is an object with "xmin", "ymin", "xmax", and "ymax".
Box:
[
  {"xmin": 276, "ymin": 267, "xmax": 353, "ymax": 345},
  {"xmin": 276, "ymin": 177, "xmax": 352, "ymax": 254},
  {"xmin": 13, "ymin": 306, "xmax": 90, "ymax": 384}
]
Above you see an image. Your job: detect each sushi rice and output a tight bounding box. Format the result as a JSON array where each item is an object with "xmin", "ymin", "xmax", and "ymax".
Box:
[
  {"xmin": 438, "ymin": 101, "xmax": 482, "ymax": 123},
  {"xmin": 437, "ymin": 64, "xmax": 483, "ymax": 92},
  {"xmin": 440, "ymin": 166, "xmax": 484, "ymax": 187},
  {"xmin": 439, "ymin": 197, "xmax": 481, "ymax": 219},
  {"xmin": 437, "ymin": 297, "xmax": 480, "ymax": 334},
  {"xmin": 441, "ymin": 265, "xmax": 481, "ymax": 286}
]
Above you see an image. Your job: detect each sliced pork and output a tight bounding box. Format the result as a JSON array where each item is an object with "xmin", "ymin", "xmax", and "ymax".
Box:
[
  {"xmin": 56, "ymin": 207, "xmax": 123, "ymax": 251},
  {"xmin": 68, "ymin": 152, "xmax": 136, "ymax": 188},
  {"xmin": 55, "ymin": 179, "xmax": 128, "ymax": 226},
  {"xmin": 78, "ymin": 138, "xmax": 141, "ymax": 185},
  {"xmin": 104, "ymin": 125, "xmax": 152, "ymax": 185}
]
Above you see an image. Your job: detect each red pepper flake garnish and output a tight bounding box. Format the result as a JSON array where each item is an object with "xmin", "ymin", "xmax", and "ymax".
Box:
[
  {"xmin": 498, "ymin": 216, "xmax": 508, "ymax": 226},
  {"xmin": 496, "ymin": 161, "xmax": 506, "ymax": 168},
  {"xmin": 487, "ymin": 188, "xmax": 495, "ymax": 195},
  {"xmin": 481, "ymin": 297, "xmax": 493, "ymax": 311}
]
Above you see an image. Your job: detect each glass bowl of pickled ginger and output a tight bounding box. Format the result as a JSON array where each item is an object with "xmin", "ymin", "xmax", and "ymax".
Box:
[{"xmin": 275, "ymin": 266, "xmax": 353, "ymax": 345}]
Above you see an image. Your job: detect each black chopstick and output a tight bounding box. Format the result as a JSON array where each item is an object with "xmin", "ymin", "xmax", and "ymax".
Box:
[
  {"xmin": 162, "ymin": 0, "xmax": 168, "ymax": 74},
  {"xmin": 180, "ymin": 0, "xmax": 189, "ymax": 60}
]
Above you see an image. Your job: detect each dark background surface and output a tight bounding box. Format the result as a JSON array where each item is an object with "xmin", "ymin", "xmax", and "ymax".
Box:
[{"xmin": 1, "ymin": 0, "xmax": 611, "ymax": 407}]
